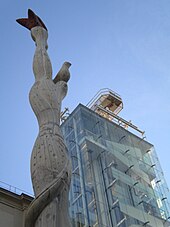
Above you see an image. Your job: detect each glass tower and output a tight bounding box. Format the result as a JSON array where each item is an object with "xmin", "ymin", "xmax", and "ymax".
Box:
[{"xmin": 61, "ymin": 89, "xmax": 170, "ymax": 227}]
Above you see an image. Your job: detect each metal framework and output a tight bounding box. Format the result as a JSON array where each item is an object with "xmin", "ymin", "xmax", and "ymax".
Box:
[{"xmin": 87, "ymin": 88, "xmax": 145, "ymax": 137}]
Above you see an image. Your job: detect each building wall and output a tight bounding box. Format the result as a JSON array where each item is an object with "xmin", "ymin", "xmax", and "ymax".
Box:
[{"xmin": 0, "ymin": 188, "xmax": 33, "ymax": 227}]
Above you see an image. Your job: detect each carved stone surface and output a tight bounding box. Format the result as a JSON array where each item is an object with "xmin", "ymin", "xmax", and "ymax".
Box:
[{"xmin": 17, "ymin": 10, "xmax": 72, "ymax": 227}]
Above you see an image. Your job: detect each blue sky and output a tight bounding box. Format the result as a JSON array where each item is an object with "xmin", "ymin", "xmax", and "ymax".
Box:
[{"xmin": 1, "ymin": 1, "xmax": 170, "ymax": 195}]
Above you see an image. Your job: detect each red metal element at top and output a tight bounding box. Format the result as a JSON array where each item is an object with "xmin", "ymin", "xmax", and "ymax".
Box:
[{"xmin": 16, "ymin": 9, "xmax": 47, "ymax": 31}]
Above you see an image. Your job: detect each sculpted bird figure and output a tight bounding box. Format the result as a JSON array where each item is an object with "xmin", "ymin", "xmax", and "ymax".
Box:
[{"xmin": 53, "ymin": 62, "xmax": 71, "ymax": 84}]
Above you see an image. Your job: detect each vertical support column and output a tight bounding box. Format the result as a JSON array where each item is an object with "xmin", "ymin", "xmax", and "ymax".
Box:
[{"xmin": 73, "ymin": 118, "xmax": 90, "ymax": 226}]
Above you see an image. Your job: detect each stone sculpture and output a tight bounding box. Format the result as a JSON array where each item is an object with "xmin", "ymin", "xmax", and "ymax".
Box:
[{"xmin": 16, "ymin": 9, "xmax": 72, "ymax": 227}]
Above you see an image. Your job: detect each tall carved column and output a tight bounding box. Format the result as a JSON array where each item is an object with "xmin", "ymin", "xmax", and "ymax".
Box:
[{"xmin": 17, "ymin": 9, "xmax": 72, "ymax": 227}]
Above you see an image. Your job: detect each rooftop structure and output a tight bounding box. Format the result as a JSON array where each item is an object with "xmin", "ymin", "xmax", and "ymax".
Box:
[
  {"xmin": 87, "ymin": 88, "xmax": 123, "ymax": 116},
  {"xmin": 86, "ymin": 88, "xmax": 145, "ymax": 136}
]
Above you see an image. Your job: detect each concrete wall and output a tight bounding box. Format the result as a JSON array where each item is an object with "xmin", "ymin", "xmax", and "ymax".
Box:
[{"xmin": 0, "ymin": 188, "xmax": 33, "ymax": 227}]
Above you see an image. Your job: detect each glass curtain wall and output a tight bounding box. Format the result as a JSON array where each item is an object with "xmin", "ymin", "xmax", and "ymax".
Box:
[{"xmin": 61, "ymin": 104, "xmax": 170, "ymax": 227}]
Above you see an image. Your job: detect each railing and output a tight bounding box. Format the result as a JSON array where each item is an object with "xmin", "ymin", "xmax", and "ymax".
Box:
[
  {"xmin": 97, "ymin": 105, "xmax": 145, "ymax": 136},
  {"xmin": 0, "ymin": 180, "xmax": 34, "ymax": 197},
  {"xmin": 86, "ymin": 88, "xmax": 122, "ymax": 108}
]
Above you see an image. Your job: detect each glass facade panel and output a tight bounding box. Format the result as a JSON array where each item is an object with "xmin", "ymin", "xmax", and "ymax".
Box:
[{"xmin": 61, "ymin": 104, "xmax": 170, "ymax": 227}]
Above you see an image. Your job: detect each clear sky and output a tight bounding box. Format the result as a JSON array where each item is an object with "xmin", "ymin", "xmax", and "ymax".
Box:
[{"xmin": 1, "ymin": 0, "xmax": 170, "ymax": 195}]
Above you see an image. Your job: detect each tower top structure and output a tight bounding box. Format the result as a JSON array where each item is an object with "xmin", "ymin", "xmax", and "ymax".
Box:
[
  {"xmin": 87, "ymin": 88, "xmax": 145, "ymax": 136},
  {"xmin": 87, "ymin": 88, "xmax": 123, "ymax": 116}
]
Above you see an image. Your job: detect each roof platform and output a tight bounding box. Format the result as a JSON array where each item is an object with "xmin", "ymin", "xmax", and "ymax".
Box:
[
  {"xmin": 87, "ymin": 88, "xmax": 123, "ymax": 116},
  {"xmin": 86, "ymin": 88, "xmax": 145, "ymax": 137}
]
